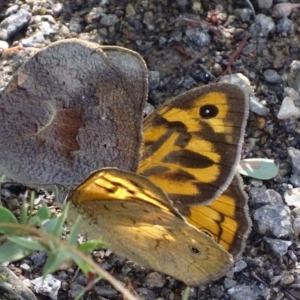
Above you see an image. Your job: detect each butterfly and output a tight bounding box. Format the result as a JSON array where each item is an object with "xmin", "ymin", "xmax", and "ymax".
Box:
[{"xmin": 0, "ymin": 39, "xmax": 251, "ymax": 286}]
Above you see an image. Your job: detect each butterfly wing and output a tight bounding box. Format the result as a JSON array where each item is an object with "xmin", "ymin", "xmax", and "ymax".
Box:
[
  {"xmin": 181, "ymin": 174, "xmax": 251, "ymax": 259},
  {"xmin": 0, "ymin": 39, "xmax": 147, "ymax": 186},
  {"xmin": 66, "ymin": 168, "xmax": 234, "ymax": 286},
  {"xmin": 138, "ymin": 83, "xmax": 248, "ymax": 207}
]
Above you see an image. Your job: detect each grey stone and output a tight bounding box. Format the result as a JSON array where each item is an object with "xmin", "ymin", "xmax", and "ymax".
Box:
[
  {"xmin": 69, "ymin": 16, "xmax": 83, "ymax": 34},
  {"xmin": 277, "ymin": 97, "xmax": 300, "ymax": 119},
  {"xmin": 264, "ymin": 237, "xmax": 292, "ymax": 257},
  {"xmin": 263, "ymin": 69, "xmax": 282, "ymax": 83},
  {"xmin": 136, "ymin": 287, "xmax": 156, "ymax": 300},
  {"xmin": 0, "ymin": 40, "xmax": 8, "ymax": 49},
  {"xmin": 249, "ymin": 96, "xmax": 270, "ymax": 116},
  {"xmin": 288, "ymin": 60, "xmax": 300, "ymax": 95},
  {"xmin": 0, "ymin": 265, "xmax": 38, "ymax": 300},
  {"xmin": 148, "ymin": 71, "xmax": 160, "ymax": 91},
  {"xmin": 94, "ymin": 285, "xmax": 118, "ymax": 297},
  {"xmin": 185, "ymin": 28, "xmax": 211, "ymax": 47},
  {"xmin": 290, "ymin": 174, "xmax": 300, "ymax": 187},
  {"xmin": 257, "ymin": 0, "xmax": 273, "ymax": 9},
  {"xmin": 228, "ymin": 284, "xmax": 263, "ymax": 300},
  {"xmin": 233, "ymin": 260, "xmax": 247, "ymax": 273},
  {"xmin": 276, "ymin": 17, "xmax": 294, "ymax": 34},
  {"xmin": 219, "ymin": 73, "xmax": 252, "ymax": 99},
  {"xmin": 0, "ymin": 9, "xmax": 32, "ymax": 40},
  {"xmin": 249, "ymin": 186, "xmax": 283, "ymax": 205},
  {"xmin": 249, "ymin": 14, "xmax": 275, "ymax": 38},
  {"xmin": 145, "ymin": 272, "xmax": 166, "ymax": 288},
  {"xmin": 21, "ymin": 31, "xmax": 46, "ymax": 47},
  {"xmin": 284, "ymin": 187, "xmax": 300, "ymax": 207},
  {"xmin": 234, "ymin": 8, "xmax": 252, "ymax": 22},
  {"xmin": 288, "ymin": 147, "xmax": 300, "ymax": 176},
  {"xmin": 84, "ymin": 7, "xmax": 103, "ymax": 24},
  {"xmin": 39, "ymin": 21, "xmax": 59, "ymax": 36},
  {"xmin": 31, "ymin": 275, "xmax": 61, "ymax": 300},
  {"xmin": 253, "ymin": 204, "xmax": 293, "ymax": 237},
  {"xmin": 293, "ymin": 214, "xmax": 300, "ymax": 236},
  {"xmin": 100, "ymin": 14, "xmax": 119, "ymax": 26},
  {"xmin": 68, "ymin": 282, "xmax": 84, "ymax": 298}
]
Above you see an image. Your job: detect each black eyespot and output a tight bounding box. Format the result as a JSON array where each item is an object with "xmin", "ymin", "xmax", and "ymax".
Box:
[
  {"xmin": 189, "ymin": 246, "xmax": 200, "ymax": 254},
  {"xmin": 199, "ymin": 104, "xmax": 219, "ymax": 119}
]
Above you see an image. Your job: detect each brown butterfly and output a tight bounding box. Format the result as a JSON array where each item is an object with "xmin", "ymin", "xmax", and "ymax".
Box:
[{"xmin": 0, "ymin": 39, "xmax": 251, "ymax": 285}]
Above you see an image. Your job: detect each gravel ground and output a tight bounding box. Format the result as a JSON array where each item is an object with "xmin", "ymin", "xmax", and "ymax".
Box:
[{"xmin": 1, "ymin": 0, "xmax": 300, "ymax": 299}]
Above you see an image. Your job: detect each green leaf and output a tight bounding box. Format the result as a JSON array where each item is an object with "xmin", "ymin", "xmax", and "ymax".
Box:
[
  {"xmin": 0, "ymin": 207, "xmax": 18, "ymax": 234},
  {"xmin": 77, "ymin": 240, "xmax": 106, "ymax": 252},
  {"xmin": 71, "ymin": 253, "xmax": 93, "ymax": 275},
  {"xmin": 41, "ymin": 218, "xmax": 61, "ymax": 234},
  {"xmin": 36, "ymin": 204, "xmax": 51, "ymax": 221},
  {"xmin": 8, "ymin": 236, "xmax": 46, "ymax": 251},
  {"xmin": 27, "ymin": 215, "xmax": 41, "ymax": 227},
  {"xmin": 20, "ymin": 200, "xmax": 28, "ymax": 225},
  {"xmin": 0, "ymin": 241, "xmax": 32, "ymax": 263},
  {"xmin": 28, "ymin": 191, "xmax": 35, "ymax": 219},
  {"xmin": 67, "ymin": 217, "xmax": 82, "ymax": 245},
  {"xmin": 52, "ymin": 202, "xmax": 69, "ymax": 237},
  {"xmin": 43, "ymin": 249, "xmax": 70, "ymax": 275},
  {"xmin": 238, "ymin": 158, "xmax": 278, "ymax": 180},
  {"xmin": 181, "ymin": 287, "xmax": 191, "ymax": 300}
]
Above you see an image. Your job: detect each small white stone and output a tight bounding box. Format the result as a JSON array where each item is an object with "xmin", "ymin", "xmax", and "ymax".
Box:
[
  {"xmin": 277, "ymin": 97, "xmax": 300, "ymax": 119},
  {"xmin": 284, "ymin": 187, "xmax": 300, "ymax": 207}
]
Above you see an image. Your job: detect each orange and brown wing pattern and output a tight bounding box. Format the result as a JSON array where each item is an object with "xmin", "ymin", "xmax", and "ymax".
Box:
[
  {"xmin": 183, "ymin": 174, "xmax": 251, "ymax": 258},
  {"xmin": 138, "ymin": 83, "xmax": 248, "ymax": 207}
]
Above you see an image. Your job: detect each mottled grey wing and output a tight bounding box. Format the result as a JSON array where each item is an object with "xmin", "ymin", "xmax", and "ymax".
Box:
[{"xmin": 0, "ymin": 39, "xmax": 148, "ymax": 186}]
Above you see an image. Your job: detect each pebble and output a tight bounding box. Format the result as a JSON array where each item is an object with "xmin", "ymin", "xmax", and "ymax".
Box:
[
  {"xmin": 94, "ymin": 285, "xmax": 118, "ymax": 297},
  {"xmin": 234, "ymin": 8, "xmax": 252, "ymax": 22},
  {"xmin": 185, "ymin": 28, "xmax": 211, "ymax": 47},
  {"xmin": 21, "ymin": 31, "xmax": 46, "ymax": 47},
  {"xmin": 148, "ymin": 70, "xmax": 160, "ymax": 91},
  {"xmin": 249, "ymin": 14, "xmax": 275, "ymax": 37},
  {"xmin": 0, "ymin": 40, "xmax": 8, "ymax": 49},
  {"xmin": 272, "ymin": 3, "xmax": 300, "ymax": 18},
  {"xmin": 263, "ymin": 69, "xmax": 282, "ymax": 83},
  {"xmin": 233, "ymin": 260, "xmax": 247, "ymax": 273},
  {"xmin": 100, "ymin": 14, "xmax": 119, "ymax": 26},
  {"xmin": 84, "ymin": 7, "xmax": 103, "ymax": 24},
  {"xmin": 228, "ymin": 285, "xmax": 263, "ymax": 300},
  {"xmin": 29, "ymin": 251, "xmax": 47, "ymax": 266},
  {"xmin": 69, "ymin": 16, "xmax": 83, "ymax": 34},
  {"xmin": 145, "ymin": 272, "xmax": 166, "ymax": 288},
  {"xmin": 280, "ymin": 274, "xmax": 295, "ymax": 286},
  {"xmin": 288, "ymin": 60, "xmax": 300, "ymax": 95},
  {"xmin": 277, "ymin": 97, "xmax": 300, "ymax": 119},
  {"xmin": 284, "ymin": 87, "xmax": 300, "ymax": 104},
  {"xmin": 0, "ymin": 8, "xmax": 32, "ymax": 40},
  {"xmin": 136, "ymin": 287, "xmax": 156, "ymax": 300},
  {"xmin": 68, "ymin": 282, "xmax": 84, "ymax": 298},
  {"xmin": 253, "ymin": 204, "xmax": 293, "ymax": 238},
  {"xmin": 276, "ymin": 17, "xmax": 294, "ymax": 34},
  {"xmin": 0, "ymin": 265, "xmax": 38, "ymax": 300},
  {"xmin": 284, "ymin": 187, "xmax": 300, "ymax": 207},
  {"xmin": 249, "ymin": 186, "xmax": 283, "ymax": 205},
  {"xmin": 31, "ymin": 275, "xmax": 61, "ymax": 300},
  {"xmin": 293, "ymin": 213, "xmax": 300, "ymax": 236},
  {"xmin": 263, "ymin": 237, "xmax": 292, "ymax": 257},
  {"xmin": 257, "ymin": 0, "xmax": 273, "ymax": 10},
  {"xmin": 219, "ymin": 73, "xmax": 252, "ymax": 99},
  {"xmin": 288, "ymin": 147, "xmax": 300, "ymax": 176},
  {"xmin": 20, "ymin": 263, "xmax": 31, "ymax": 271},
  {"xmin": 249, "ymin": 96, "xmax": 270, "ymax": 116}
]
